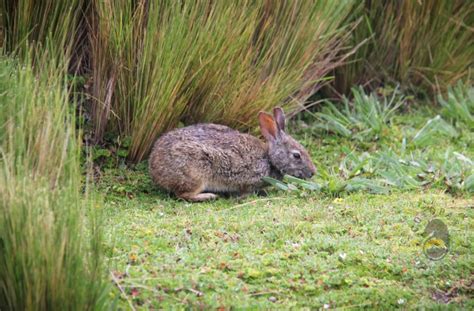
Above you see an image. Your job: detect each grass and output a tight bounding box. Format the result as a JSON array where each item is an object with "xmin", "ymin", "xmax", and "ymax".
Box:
[
  {"xmin": 95, "ymin": 102, "xmax": 473, "ymax": 309},
  {"xmin": 1, "ymin": 2, "xmax": 110, "ymax": 307},
  {"xmin": 313, "ymin": 86, "xmax": 405, "ymax": 141},
  {"xmin": 89, "ymin": 0, "xmax": 356, "ymax": 162},
  {"xmin": 439, "ymin": 81, "xmax": 474, "ymax": 129},
  {"xmin": 97, "ymin": 182, "xmax": 473, "ymax": 309},
  {"xmin": 1, "ymin": 2, "xmax": 473, "ymax": 309},
  {"xmin": 333, "ymin": 0, "xmax": 474, "ymax": 96},
  {"xmin": 298, "ymin": 87, "xmax": 473, "ymax": 196},
  {"xmin": 0, "ymin": 0, "xmax": 84, "ymax": 63},
  {"xmin": 4, "ymin": 1, "xmax": 471, "ymax": 164},
  {"xmin": 0, "ymin": 55, "xmax": 108, "ymax": 309}
]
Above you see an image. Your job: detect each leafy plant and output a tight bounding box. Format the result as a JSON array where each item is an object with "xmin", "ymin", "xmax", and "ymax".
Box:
[
  {"xmin": 438, "ymin": 81, "xmax": 474, "ymax": 129},
  {"xmin": 411, "ymin": 115, "xmax": 458, "ymax": 147},
  {"xmin": 90, "ymin": 135, "xmax": 131, "ymax": 169},
  {"xmin": 314, "ymin": 86, "xmax": 404, "ymax": 141},
  {"xmin": 373, "ymin": 150, "xmax": 425, "ymax": 190},
  {"xmin": 264, "ymin": 147, "xmax": 473, "ymax": 196},
  {"xmin": 440, "ymin": 150, "xmax": 474, "ymax": 193}
]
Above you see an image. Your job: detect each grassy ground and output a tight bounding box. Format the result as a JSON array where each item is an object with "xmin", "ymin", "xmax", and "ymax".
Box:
[{"xmin": 97, "ymin": 108, "xmax": 473, "ymax": 309}]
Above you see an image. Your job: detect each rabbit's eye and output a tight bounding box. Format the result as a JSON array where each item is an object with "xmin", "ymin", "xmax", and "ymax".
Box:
[{"xmin": 292, "ymin": 151, "xmax": 301, "ymax": 159}]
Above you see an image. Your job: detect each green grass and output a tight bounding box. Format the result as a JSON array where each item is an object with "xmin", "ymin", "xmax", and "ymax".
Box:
[
  {"xmin": 95, "ymin": 106, "xmax": 473, "ymax": 309},
  {"xmin": 97, "ymin": 177, "xmax": 473, "ymax": 309},
  {"xmin": 2, "ymin": 2, "xmax": 472, "ymax": 309},
  {"xmin": 439, "ymin": 81, "xmax": 474, "ymax": 130},
  {"xmin": 291, "ymin": 87, "xmax": 473, "ymax": 195},
  {"xmin": 0, "ymin": 0, "xmax": 84, "ymax": 63},
  {"xmin": 313, "ymin": 86, "xmax": 405, "ymax": 141},
  {"xmin": 0, "ymin": 55, "xmax": 108, "ymax": 309}
]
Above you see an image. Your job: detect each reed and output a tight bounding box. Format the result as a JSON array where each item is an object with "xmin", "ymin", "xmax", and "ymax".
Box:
[
  {"xmin": 0, "ymin": 0, "xmax": 84, "ymax": 63},
  {"xmin": 89, "ymin": 0, "xmax": 356, "ymax": 162},
  {"xmin": 333, "ymin": 0, "xmax": 474, "ymax": 97},
  {"xmin": 0, "ymin": 52, "xmax": 107, "ymax": 311}
]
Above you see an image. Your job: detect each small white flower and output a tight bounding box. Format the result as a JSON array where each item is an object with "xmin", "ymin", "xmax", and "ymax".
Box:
[
  {"xmin": 323, "ymin": 303, "xmax": 330, "ymax": 309},
  {"xmin": 397, "ymin": 298, "xmax": 405, "ymax": 305},
  {"xmin": 339, "ymin": 253, "xmax": 347, "ymax": 261}
]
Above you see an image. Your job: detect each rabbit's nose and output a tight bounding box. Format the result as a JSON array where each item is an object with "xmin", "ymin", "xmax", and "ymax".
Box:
[{"xmin": 310, "ymin": 164, "xmax": 317, "ymax": 175}]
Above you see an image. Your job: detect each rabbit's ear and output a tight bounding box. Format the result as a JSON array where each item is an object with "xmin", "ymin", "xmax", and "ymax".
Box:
[
  {"xmin": 273, "ymin": 107, "xmax": 285, "ymax": 131},
  {"xmin": 258, "ymin": 112, "xmax": 278, "ymax": 141}
]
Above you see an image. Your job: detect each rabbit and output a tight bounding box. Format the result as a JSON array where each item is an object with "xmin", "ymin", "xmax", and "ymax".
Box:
[{"xmin": 149, "ymin": 107, "xmax": 316, "ymax": 201}]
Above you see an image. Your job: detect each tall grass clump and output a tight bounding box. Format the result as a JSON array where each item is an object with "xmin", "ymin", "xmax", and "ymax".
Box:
[
  {"xmin": 89, "ymin": 0, "xmax": 207, "ymax": 158},
  {"xmin": 0, "ymin": 0, "xmax": 84, "ymax": 63},
  {"xmin": 0, "ymin": 55, "xmax": 108, "ymax": 310},
  {"xmin": 89, "ymin": 0, "xmax": 356, "ymax": 162},
  {"xmin": 333, "ymin": 0, "xmax": 474, "ymax": 97}
]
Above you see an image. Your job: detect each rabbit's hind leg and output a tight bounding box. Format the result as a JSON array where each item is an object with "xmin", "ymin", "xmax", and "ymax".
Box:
[
  {"xmin": 175, "ymin": 181, "xmax": 218, "ymax": 202},
  {"xmin": 179, "ymin": 192, "xmax": 218, "ymax": 202}
]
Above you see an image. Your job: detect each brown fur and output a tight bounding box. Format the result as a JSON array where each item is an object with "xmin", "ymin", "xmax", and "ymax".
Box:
[{"xmin": 149, "ymin": 108, "xmax": 316, "ymax": 201}]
